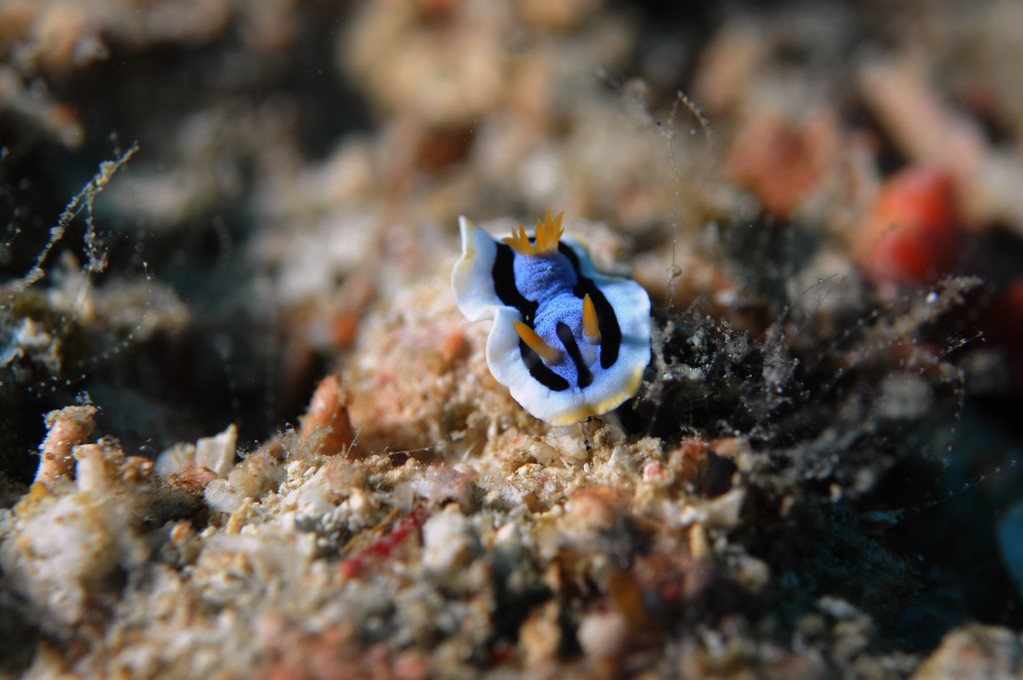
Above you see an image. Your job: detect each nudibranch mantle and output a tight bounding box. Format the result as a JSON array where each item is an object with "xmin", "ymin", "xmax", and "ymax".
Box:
[{"xmin": 452, "ymin": 212, "xmax": 651, "ymax": 425}]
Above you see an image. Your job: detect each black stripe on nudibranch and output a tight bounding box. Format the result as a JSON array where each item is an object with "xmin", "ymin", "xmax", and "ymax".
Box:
[
  {"xmin": 557, "ymin": 242, "xmax": 581, "ymax": 271},
  {"xmin": 559, "ymin": 243, "xmax": 622, "ymax": 369},
  {"xmin": 519, "ymin": 341, "xmax": 569, "ymax": 391},
  {"xmin": 493, "ymin": 242, "xmax": 538, "ymax": 325},
  {"xmin": 556, "ymin": 322, "xmax": 593, "ymax": 389}
]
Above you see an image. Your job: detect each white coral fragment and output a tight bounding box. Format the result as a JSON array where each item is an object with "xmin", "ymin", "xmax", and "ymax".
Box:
[
  {"xmin": 195, "ymin": 424, "xmax": 239, "ymax": 478},
  {"xmin": 0, "ymin": 483, "xmax": 146, "ymax": 631},
  {"xmin": 421, "ymin": 507, "xmax": 479, "ymax": 572},
  {"xmin": 155, "ymin": 424, "xmax": 238, "ymax": 479}
]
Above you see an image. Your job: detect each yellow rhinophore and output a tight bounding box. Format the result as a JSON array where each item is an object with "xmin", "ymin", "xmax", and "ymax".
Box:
[
  {"xmin": 513, "ymin": 320, "xmax": 563, "ymax": 364},
  {"xmin": 582, "ymin": 294, "xmax": 601, "ymax": 344}
]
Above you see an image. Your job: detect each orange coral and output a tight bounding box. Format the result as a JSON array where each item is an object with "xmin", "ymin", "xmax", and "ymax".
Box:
[
  {"xmin": 299, "ymin": 374, "xmax": 356, "ymax": 457},
  {"xmin": 35, "ymin": 404, "xmax": 97, "ymax": 487},
  {"xmin": 726, "ymin": 111, "xmax": 838, "ymax": 219}
]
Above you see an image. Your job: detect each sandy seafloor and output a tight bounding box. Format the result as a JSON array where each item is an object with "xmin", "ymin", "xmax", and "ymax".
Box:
[{"xmin": 3, "ymin": 0, "xmax": 1023, "ymax": 677}]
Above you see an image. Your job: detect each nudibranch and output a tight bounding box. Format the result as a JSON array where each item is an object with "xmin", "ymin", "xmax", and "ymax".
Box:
[{"xmin": 452, "ymin": 211, "xmax": 651, "ymax": 425}]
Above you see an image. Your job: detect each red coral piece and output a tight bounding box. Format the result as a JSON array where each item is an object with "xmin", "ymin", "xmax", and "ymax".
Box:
[
  {"xmin": 339, "ymin": 505, "xmax": 428, "ymax": 580},
  {"xmin": 980, "ymin": 280, "xmax": 1023, "ymax": 392},
  {"xmin": 857, "ymin": 166, "xmax": 962, "ymax": 289}
]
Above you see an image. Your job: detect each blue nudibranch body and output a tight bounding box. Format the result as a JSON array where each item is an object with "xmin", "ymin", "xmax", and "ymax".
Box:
[{"xmin": 452, "ymin": 212, "xmax": 651, "ymax": 425}]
